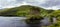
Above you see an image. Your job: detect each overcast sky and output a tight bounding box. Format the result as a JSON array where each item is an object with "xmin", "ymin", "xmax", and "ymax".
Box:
[{"xmin": 0, "ymin": 0, "xmax": 60, "ymax": 10}]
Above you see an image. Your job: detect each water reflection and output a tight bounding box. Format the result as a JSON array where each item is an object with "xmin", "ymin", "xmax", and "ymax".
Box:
[
  {"xmin": 27, "ymin": 23, "xmax": 40, "ymax": 27},
  {"xmin": 26, "ymin": 20, "xmax": 41, "ymax": 27},
  {"xmin": 0, "ymin": 17, "xmax": 27, "ymax": 27},
  {"xmin": 26, "ymin": 17, "xmax": 57, "ymax": 27},
  {"xmin": 25, "ymin": 17, "xmax": 44, "ymax": 27},
  {"xmin": 0, "ymin": 16, "xmax": 57, "ymax": 27}
]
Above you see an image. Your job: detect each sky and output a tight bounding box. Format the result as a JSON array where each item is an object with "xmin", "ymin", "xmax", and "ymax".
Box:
[{"xmin": 0, "ymin": 0, "xmax": 60, "ymax": 10}]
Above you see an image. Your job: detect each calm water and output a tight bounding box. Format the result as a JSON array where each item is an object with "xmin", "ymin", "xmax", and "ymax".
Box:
[
  {"xmin": 0, "ymin": 16, "xmax": 56, "ymax": 27},
  {"xmin": 0, "ymin": 16, "xmax": 27, "ymax": 27}
]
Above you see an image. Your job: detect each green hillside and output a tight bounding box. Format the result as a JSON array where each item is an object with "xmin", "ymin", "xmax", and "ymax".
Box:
[
  {"xmin": 0, "ymin": 5, "xmax": 49, "ymax": 17},
  {"xmin": 0, "ymin": 5, "xmax": 60, "ymax": 27},
  {"xmin": 0, "ymin": 5, "xmax": 60, "ymax": 18}
]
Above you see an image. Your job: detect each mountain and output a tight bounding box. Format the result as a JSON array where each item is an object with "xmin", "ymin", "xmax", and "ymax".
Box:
[{"xmin": 0, "ymin": 5, "xmax": 54, "ymax": 17}]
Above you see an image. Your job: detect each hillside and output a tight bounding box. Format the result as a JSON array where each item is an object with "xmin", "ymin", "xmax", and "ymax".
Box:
[
  {"xmin": 0, "ymin": 5, "xmax": 60, "ymax": 27},
  {"xmin": 0, "ymin": 5, "xmax": 48, "ymax": 17},
  {"xmin": 0, "ymin": 5, "xmax": 59, "ymax": 17}
]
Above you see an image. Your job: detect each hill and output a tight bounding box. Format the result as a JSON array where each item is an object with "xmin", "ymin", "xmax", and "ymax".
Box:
[
  {"xmin": 0, "ymin": 5, "xmax": 59, "ymax": 17},
  {"xmin": 0, "ymin": 5, "xmax": 48, "ymax": 17},
  {"xmin": 0, "ymin": 5, "xmax": 60, "ymax": 27}
]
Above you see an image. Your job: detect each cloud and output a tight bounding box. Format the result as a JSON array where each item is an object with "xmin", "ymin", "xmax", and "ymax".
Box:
[
  {"xmin": 0, "ymin": 0, "xmax": 60, "ymax": 10},
  {"xmin": 39, "ymin": 0, "xmax": 60, "ymax": 10},
  {"xmin": 0, "ymin": 0, "xmax": 48, "ymax": 9},
  {"xmin": 0, "ymin": 0, "xmax": 24, "ymax": 9},
  {"xmin": 45, "ymin": 5, "xmax": 60, "ymax": 10},
  {"xmin": 1, "ymin": 2, "xmax": 32, "ymax": 8},
  {"xmin": 25, "ymin": 0, "xmax": 60, "ymax": 10},
  {"xmin": 25, "ymin": 0, "xmax": 48, "ymax": 6},
  {"xmin": 40, "ymin": 0, "xmax": 60, "ymax": 7}
]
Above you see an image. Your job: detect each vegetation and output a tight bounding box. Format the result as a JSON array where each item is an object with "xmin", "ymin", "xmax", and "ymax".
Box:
[
  {"xmin": 0, "ymin": 5, "xmax": 60, "ymax": 27},
  {"xmin": 0, "ymin": 5, "xmax": 48, "ymax": 17}
]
